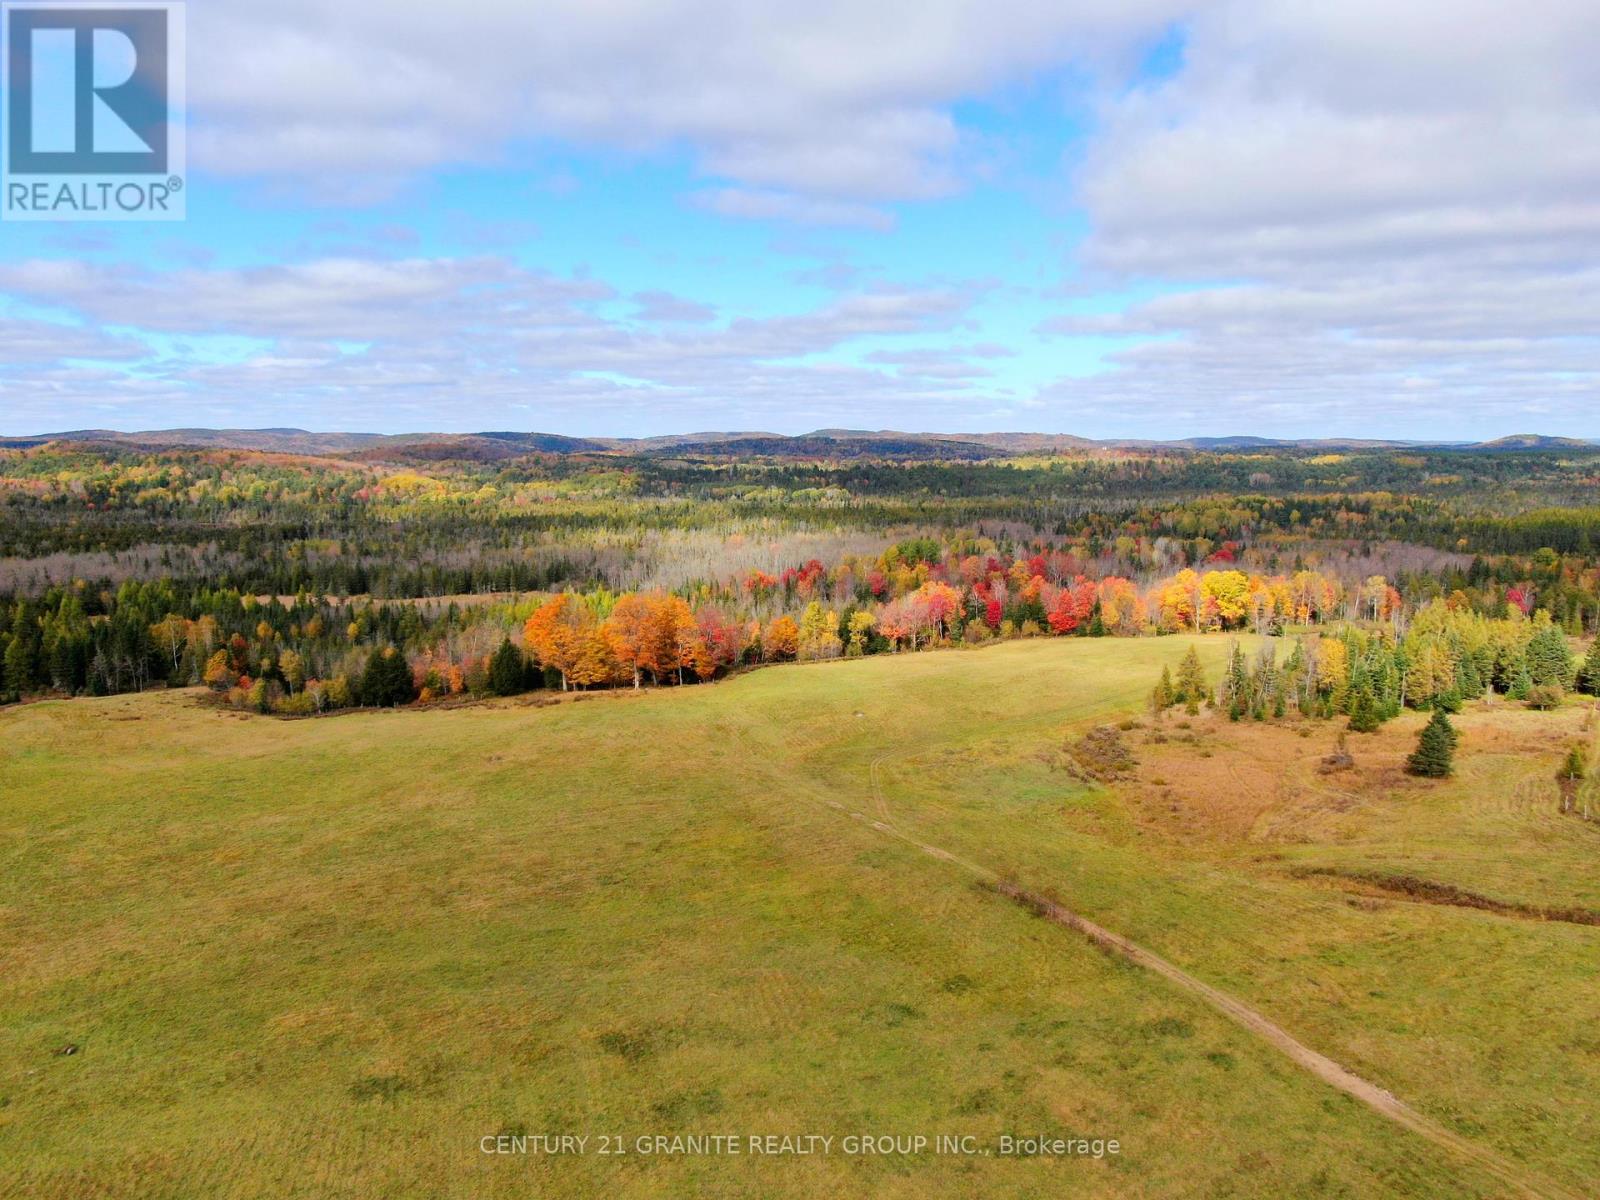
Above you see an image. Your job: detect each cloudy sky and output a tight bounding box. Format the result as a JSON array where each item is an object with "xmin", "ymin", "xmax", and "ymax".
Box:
[{"xmin": 2, "ymin": 0, "xmax": 1596, "ymax": 438}]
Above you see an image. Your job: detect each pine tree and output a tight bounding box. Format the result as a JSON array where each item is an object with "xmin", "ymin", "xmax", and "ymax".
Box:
[
  {"xmin": 3, "ymin": 628, "xmax": 38, "ymax": 698},
  {"xmin": 1578, "ymin": 638, "xmax": 1600, "ymax": 696},
  {"xmin": 1176, "ymin": 646, "xmax": 1207, "ymax": 715},
  {"xmin": 1224, "ymin": 642, "xmax": 1249, "ymax": 721},
  {"xmin": 1556, "ymin": 744, "xmax": 1587, "ymax": 814},
  {"xmin": 1507, "ymin": 660, "xmax": 1532, "ymax": 701},
  {"xmin": 1406, "ymin": 710, "xmax": 1457, "ymax": 778},
  {"xmin": 1150, "ymin": 665, "xmax": 1174, "ymax": 714},
  {"xmin": 361, "ymin": 645, "xmax": 416, "ymax": 707},
  {"xmin": 488, "ymin": 637, "xmax": 526, "ymax": 696},
  {"xmin": 1526, "ymin": 620, "xmax": 1573, "ymax": 689},
  {"xmin": 1347, "ymin": 683, "xmax": 1380, "ymax": 733}
]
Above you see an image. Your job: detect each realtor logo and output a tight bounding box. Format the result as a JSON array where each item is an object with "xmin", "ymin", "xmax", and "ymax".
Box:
[{"xmin": 2, "ymin": 1, "xmax": 185, "ymax": 219}]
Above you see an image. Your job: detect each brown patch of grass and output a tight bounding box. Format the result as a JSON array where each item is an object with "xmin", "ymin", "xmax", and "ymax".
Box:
[
  {"xmin": 1113, "ymin": 706, "xmax": 1597, "ymax": 846},
  {"xmin": 1063, "ymin": 724, "xmax": 1137, "ymax": 782},
  {"xmin": 1294, "ymin": 868, "xmax": 1600, "ymax": 927}
]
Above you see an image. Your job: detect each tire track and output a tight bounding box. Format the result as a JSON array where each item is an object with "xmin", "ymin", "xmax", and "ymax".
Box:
[{"xmin": 860, "ymin": 752, "xmax": 1579, "ymax": 1200}]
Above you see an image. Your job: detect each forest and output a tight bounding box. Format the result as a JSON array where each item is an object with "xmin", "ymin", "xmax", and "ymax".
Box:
[{"xmin": 3, "ymin": 438, "xmax": 1599, "ymax": 718}]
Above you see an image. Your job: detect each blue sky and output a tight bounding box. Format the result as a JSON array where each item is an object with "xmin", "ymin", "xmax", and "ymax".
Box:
[{"xmin": 2, "ymin": 1, "xmax": 1596, "ymax": 439}]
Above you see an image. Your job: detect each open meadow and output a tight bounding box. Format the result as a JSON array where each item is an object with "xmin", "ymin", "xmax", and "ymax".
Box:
[{"xmin": 4, "ymin": 636, "xmax": 1596, "ymax": 1199}]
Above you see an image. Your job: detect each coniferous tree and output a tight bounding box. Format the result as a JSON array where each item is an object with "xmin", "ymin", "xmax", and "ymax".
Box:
[
  {"xmin": 1577, "ymin": 638, "xmax": 1600, "ymax": 696},
  {"xmin": 1556, "ymin": 744, "xmax": 1587, "ymax": 814},
  {"xmin": 361, "ymin": 645, "xmax": 416, "ymax": 707},
  {"xmin": 1526, "ymin": 620, "xmax": 1573, "ymax": 689},
  {"xmin": 1406, "ymin": 710, "xmax": 1458, "ymax": 778},
  {"xmin": 488, "ymin": 637, "xmax": 526, "ymax": 696},
  {"xmin": 1087, "ymin": 602, "xmax": 1106, "ymax": 637},
  {"xmin": 1224, "ymin": 642, "xmax": 1249, "ymax": 721},
  {"xmin": 1150, "ymin": 666, "xmax": 1174, "ymax": 714},
  {"xmin": 4, "ymin": 627, "xmax": 38, "ymax": 698},
  {"xmin": 1347, "ymin": 683, "xmax": 1380, "ymax": 732},
  {"xmin": 1176, "ymin": 646, "xmax": 1207, "ymax": 715}
]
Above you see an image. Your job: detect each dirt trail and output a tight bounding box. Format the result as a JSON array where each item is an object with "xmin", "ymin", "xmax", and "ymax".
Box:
[{"xmin": 851, "ymin": 754, "xmax": 1581, "ymax": 1200}]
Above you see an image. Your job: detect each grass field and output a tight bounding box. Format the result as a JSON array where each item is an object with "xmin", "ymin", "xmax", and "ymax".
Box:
[{"xmin": 3, "ymin": 636, "xmax": 1596, "ymax": 1198}]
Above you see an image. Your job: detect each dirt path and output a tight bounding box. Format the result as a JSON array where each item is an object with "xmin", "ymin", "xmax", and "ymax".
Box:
[{"xmin": 853, "ymin": 754, "xmax": 1580, "ymax": 1200}]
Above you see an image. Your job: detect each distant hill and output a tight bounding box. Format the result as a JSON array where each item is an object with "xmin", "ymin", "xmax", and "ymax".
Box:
[
  {"xmin": 1471, "ymin": 434, "xmax": 1596, "ymax": 451},
  {"xmin": 636, "ymin": 434, "xmax": 1004, "ymax": 460},
  {"xmin": 0, "ymin": 427, "xmax": 390, "ymax": 454},
  {"xmin": 2, "ymin": 426, "xmax": 1593, "ymax": 459}
]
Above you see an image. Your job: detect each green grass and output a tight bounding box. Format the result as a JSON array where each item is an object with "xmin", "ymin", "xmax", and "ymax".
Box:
[{"xmin": 2, "ymin": 636, "xmax": 1594, "ymax": 1198}]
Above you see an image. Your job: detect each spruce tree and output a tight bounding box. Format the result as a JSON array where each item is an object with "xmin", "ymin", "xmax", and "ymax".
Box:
[
  {"xmin": 1224, "ymin": 642, "xmax": 1249, "ymax": 721},
  {"xmin": 1507, "ymin": 661, "xmax": 1532, "ymax": 701},
  {"xmin": 1556, "ymin": 744, "xmax": 1586, "ymax": 813},
  {"xmin": 1150, "ymin": 666, "xmax": 1174, "ymax": 714},
  {"xmin": 3, "ymin": 629, "xmax": 37, "ymax": 698},
  {"xmin": 1406, "ymin": 710, "xmax": 1457, "ymax": 778},
  {"xmin": 1526, "ymin": 621, "xmax": 1573, "ymax": 689},
  {"xmin": 488, "ymin": 637, "xmax": 526, "ymax": 696},
  {"xmin": 1578, "ymin": 638, "xmax": 1600, "ymax": 696},
  {"xmin": 1347, "ymin": 684, "xmax": 1380, "ymax": 733},
  {"xmin": 361, "ymin": 646, "xmax": 416, "ymax": 707},
  {"xmin": 1176, "ymin": 646, "xmax": 1207, "ymax": 714}
]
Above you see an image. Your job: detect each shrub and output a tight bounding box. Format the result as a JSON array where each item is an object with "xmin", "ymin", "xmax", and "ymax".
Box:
[
  {"xmin": 1526, "ymin": 684, "xmax": 1564, "ymax": 711},
  {"xmin": 273, "ymin": 691, "xmax": 317, "ymax": 716},
  {"xmin": 326, "ymin": 674, "xmax": 353, "ymax": 708}
]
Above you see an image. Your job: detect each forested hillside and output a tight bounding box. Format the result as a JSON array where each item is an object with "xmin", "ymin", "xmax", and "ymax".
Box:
[{"xmin": 3, "ymin": 440, "xmax": 1598, "ymax": 717}]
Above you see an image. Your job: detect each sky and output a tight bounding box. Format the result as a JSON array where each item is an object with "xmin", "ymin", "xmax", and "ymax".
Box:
[{"xmin": 1, "ymin": 0, "xmax": 1597, "ymax": 440}]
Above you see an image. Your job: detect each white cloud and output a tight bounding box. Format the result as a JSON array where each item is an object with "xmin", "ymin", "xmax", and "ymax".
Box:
[
  {"xmin": 692, "ymin": 188, "xmax": 896, "ymax": 231},
  {"xmin": 191, "ymin": 1, "xmax": 1180, "ymax": 201},
  {"xmin": 1045, "ymin": 0, "xmax": 1600, "ymax": 434},
  {"xmin": 0, "ymin": 256, "xmax": 1004, "ymax": 433}
]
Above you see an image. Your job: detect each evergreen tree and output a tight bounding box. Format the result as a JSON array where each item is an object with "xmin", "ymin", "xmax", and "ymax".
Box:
[
  {"xmin": 1347, "ymin": 683, "xmax": 1380, "ymax": 733},
  {"xmin": 360, "ymin": 646, "xmax": 416, "ymax": 707},
  {"xmin": 1526, "ymin": 620, "xmax": 1573, "ymax": 689},
  {"xmin": 488, "ymin": 637, "xmax": 526, "ymax": 696},
  {"xmin": 1556, "ymin": 744, "xmax": 1587, "ymax": 814},
  {"xmin": 1087, "ymin": 602, "xmax": 1106, "ymax": 637},
  {"xmin": 1150, "ymin": 665, "xmax": 1174, "ymax": 714},
  {"xmin": 1507, "ymin": 661, "xmax": 1532, "ymax": 701},
  {"xmin": 1224, "ymin": 642, "xmax": 1249, "ymax": 721},
  {"xmin": 1175, "ymin": 646, "xmax": 1207, "ymax": 715},
  {"xmin": 1577, "ymin": 638, "xmax": 1600, "ymax": 696},
  {"xmin": 1406, "ymin": 710, "xmax": 1458, "ymax": 778},
  {"xmin": 4, "ymin": 628, "xmax": 38, "ymax": 698}
]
